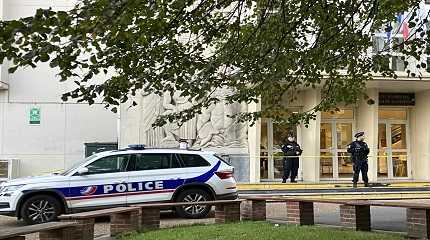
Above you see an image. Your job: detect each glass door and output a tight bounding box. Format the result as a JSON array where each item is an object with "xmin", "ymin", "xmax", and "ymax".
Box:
[
  {"xmin": 378, "ymin": 121, "xmax": 409, "ymax": 178},
  {"xmin": 260, "ymin": 118, "xmax": 299, "ymax": 181},
  {"xmin": 320, "ymin": 123, "xmax": 334, "ymax": 178},
  {"xmin": 320, "ymin": 121, "xmax": 354, "ymax": 179},
  {"xmin": 378, "ymin": 109, "xmax": 410, "ymax": 179}
]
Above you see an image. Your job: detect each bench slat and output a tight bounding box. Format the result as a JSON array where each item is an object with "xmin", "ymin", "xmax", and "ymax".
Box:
[
  {"xmin": 0, "ymin": 222, "xmax": 77, "ymax": 239},
  {"xmin": 59, "ymin": 206, "xmax": 140, "ymax": 220},
  {"xmin": 132, "ymin": 199, "xmax": 243, "ymax": 208}
]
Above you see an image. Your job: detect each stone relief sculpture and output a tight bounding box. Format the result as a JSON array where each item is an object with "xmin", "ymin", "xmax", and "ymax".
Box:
[
  {"xmin": 136, "ymin": 88, "xmax": 248, "ymax": 149},
  {"xmin": 140, "ymin": 92, "xmax": 165, "ymax": 147}
]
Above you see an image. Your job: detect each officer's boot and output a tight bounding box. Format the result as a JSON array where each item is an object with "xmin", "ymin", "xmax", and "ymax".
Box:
[
  {"xmin": 282, "ymin": 177, "xmax": 287, "ymax": 183},
  {"xmin": 364, "ymin": 182, "xmax": 369, "ymax": 187}
]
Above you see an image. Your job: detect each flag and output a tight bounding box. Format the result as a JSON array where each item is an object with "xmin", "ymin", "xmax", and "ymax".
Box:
[
  {"xmin": 386, "ymin": 23, "xmax": 393, "ymax": 40},
  {"xmin": 396, "ymin": 14, "xmax": 403, "ymax": 24},
  {"xmin": 403, "ymin": 22, "xmax": 410, "ymax": 39}
]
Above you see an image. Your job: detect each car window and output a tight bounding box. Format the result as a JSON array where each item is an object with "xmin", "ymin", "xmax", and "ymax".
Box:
[
  {"xmin": 130, "ymin": 153, "xmax": 181, "ymax": 171},
  {"xmin": 84, "ymin": 154, "xmax": 130, "ymax": 175},
  {"xmin": 178, "ymin": 154, "xmax": 210, "ymax": 167}
]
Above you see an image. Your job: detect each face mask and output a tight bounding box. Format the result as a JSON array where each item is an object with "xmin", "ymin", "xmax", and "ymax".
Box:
[
  {"xmin": 288, "ymin": 137, "xmax": 294, "ymax": 142},
  {"xmin": 358, "ymin": 136, "xmax": 365, "ymax": 141}
]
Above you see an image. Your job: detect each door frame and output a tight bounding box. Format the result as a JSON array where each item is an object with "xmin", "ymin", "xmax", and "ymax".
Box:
[
  {"xmin": 320, "ymin": 119, "xmax": 355, "ymax": 181},
  {"xmin": 377, "ymin": 119, "xmax": 411, "ymax": 179}
]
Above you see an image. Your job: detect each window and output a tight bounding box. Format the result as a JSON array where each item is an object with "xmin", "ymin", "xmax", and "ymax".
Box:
[
  {"xmin": 85, "ymin": 155, "xmax": 130, "ymax": 175},
  {"xmin": 321, "ymin": 109, "xmax": 354, "ymax": 119},
  {"xmin": 392, "ymin": 37, "xmax": 404, "ymax": 53},
  {"xmin": 131, "ymin": 153, "xmax": 180, "ymax": 171},
  {"xmin": 372, "ymin": 36, "xmax": 386, "ymax": 53},
  {"xmin": 392, "ymin": 56, "xmax": 405, "ymax": 71},
  {"xmin": 178, "ymin": 154, "xmax": 210, "ymax": 167},
  {"xmin": 378, "ymin": 109, "xmax": 407, "ymax": 120}
]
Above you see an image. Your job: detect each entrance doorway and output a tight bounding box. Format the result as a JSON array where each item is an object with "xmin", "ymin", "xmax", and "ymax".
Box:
[
  {"xmin": 320, "ymin": 110, "xmax": 354, "ymax": 180},
  {"xmin": 260, "ymin": 117, "xmax": 299, "ymax": 181},
  {"xmin": 378, "ymin": 109, "xmax": 410, "ymax": 179}
]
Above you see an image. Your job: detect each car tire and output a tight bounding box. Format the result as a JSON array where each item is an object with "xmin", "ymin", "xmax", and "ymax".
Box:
[
  {"xmin": 21, "ymin": 195, "xmax": 62, "ymax": 225},
  {"xmin": 175, "ymin": 189, "xmax": 212, "ymax": 219}
]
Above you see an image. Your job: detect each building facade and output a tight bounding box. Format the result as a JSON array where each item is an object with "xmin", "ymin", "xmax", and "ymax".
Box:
[
  {"xmin": 120, "ymin": 2, "xmax": 430, "ymax": 183},
  {"xmin": 0, "ymin": 0, "xmax": 118, "ymax": 178},
  {"xmin": 120, "ymin": 81, "xmax": 430, "ymax": 183}
]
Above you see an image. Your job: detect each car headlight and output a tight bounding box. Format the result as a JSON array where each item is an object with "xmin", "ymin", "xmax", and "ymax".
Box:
[{"xmin": 0, "ymin": 185, "xmax": 24, "ymax": 193}]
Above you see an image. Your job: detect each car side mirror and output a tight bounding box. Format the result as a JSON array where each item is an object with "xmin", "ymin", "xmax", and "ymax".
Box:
[{"xmin": 77, "ymin": 167, "xmax": 89, "ymax": 175}]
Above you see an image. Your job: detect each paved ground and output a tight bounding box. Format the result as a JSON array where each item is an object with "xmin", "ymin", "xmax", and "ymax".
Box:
[{"xmin": 3, "ymin": 199, "xmax": 430, "ymax": 239}]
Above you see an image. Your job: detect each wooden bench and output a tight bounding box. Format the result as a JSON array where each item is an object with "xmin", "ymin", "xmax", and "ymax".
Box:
[
  {"xmin": 242, "ymin": 196, "xmax": 430, "ymax": 239},
  {"xmin": 132, "ymin": 199, "xmax": 243, "ymax": 231},
  {"xmin": 59, "ymin": 206, "xmax": 141, "ymax": 239},
  {"xmin": 0, "ymin": 222, "xmax": 77, "ymax": 240}
]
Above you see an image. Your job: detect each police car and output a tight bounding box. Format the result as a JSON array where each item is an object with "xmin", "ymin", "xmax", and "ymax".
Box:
[{"xmin": 0, "ymin": 145, "xmax": 237, "ymax": 224}]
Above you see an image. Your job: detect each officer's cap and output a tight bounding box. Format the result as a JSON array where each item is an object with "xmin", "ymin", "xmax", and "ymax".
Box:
[{"xmin": 354, "ymin": 131, "xmax": 365, "ymax": 138}]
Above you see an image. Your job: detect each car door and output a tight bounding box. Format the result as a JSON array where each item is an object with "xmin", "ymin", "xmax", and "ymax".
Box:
[
  {"xmin": 67, "ymin": 154, "xmax": 131, "ymax": 209},
  {"xmin": 126, "ymin": 153, "xmax": 185, "ymax": 204}
]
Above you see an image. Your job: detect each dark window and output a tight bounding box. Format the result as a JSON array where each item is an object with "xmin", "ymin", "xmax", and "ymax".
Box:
[
  {"xmin": 178, "ymin": 154, "xmax": 210, "ymax": 167},
  {"xmin": 85, "ymin": 154, "xmax": 130, "ymax": 175},
  {"xmin": 131, "ymin": 153, "xmax": 180, "ymax": 171}
]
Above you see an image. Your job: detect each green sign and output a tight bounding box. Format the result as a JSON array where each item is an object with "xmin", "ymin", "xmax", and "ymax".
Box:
[{"xmin": 29, "ymin": 107, "xmax": 41, "ymax": 124}]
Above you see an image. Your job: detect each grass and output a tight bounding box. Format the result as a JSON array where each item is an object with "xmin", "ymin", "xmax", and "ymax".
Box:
[{"xmin": 121, "ymin": 222, "xmax": 405, "ymax": 240}]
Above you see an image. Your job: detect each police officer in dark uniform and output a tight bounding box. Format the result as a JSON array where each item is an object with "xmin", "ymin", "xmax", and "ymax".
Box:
[
  {"xmin": 281, "ymin": 133, "xmax": 302, "ymax": 183},
  {"xmin": 347, "ymin": 131, "xmax": 370, "ymax": 188}
]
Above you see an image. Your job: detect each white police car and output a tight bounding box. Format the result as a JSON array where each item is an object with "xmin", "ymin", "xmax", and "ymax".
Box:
[{"xmin": 0, "ymin": 145, "xmax": 237, "ymax": 224}]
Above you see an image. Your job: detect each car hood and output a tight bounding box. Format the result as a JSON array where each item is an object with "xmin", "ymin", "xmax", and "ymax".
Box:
[{"xmin": 0, "ymin": 174, "xmax": 68, "ymax": 186}]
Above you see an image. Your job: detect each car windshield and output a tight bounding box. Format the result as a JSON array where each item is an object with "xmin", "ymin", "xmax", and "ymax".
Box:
[{"xmin": 60, "ymin": 154, "xmax": 99, "ymax": 176}]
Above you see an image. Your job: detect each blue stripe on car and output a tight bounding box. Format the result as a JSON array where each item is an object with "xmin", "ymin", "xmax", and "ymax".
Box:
[{"xmin": 55, "ymin": 161, "xmax": 221, "ymax": 198}]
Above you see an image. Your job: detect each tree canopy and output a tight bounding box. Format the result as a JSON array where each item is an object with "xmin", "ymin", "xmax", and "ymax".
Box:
[{"xmin": 0, "ymin": 0, "xmax": 428, "ymax": 126}]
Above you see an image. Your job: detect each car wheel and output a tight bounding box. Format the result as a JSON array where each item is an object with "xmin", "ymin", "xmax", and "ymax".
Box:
[
  {"xmin": 21, "ymin": 195, "xmax": 62, "ymax": 225},
  {"xmin": 175, "ymin": 189, "xmax": 211, "ymax": 219}
]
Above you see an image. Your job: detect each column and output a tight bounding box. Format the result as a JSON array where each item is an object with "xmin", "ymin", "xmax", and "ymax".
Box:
[
  {"xmin": 410, "ymin": 90, "xmax": 430, "ymax": 180},
  {"xmin": 248, "ymin": 101, "xmax": 262, "ymax": 183},
  {"xmin": 356, "ymin": 88, "xmax": 378, "ymax": 182},
  {"xmin": 301, "ymin": 89, "xmax": 321, "ymax": 182}
]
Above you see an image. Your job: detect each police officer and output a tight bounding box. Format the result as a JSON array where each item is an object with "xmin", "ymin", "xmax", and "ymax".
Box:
[
  {"xmin": 347, "ymin": 131, "xmax": 370, "ymax": 188},
  {"xmin": 281, "ymin": 133, "xmax": 302, "ymax": 183}
]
